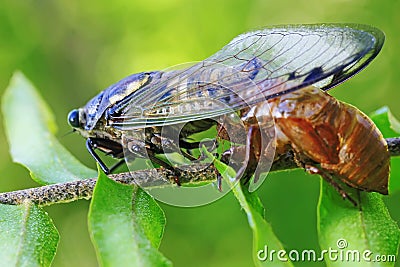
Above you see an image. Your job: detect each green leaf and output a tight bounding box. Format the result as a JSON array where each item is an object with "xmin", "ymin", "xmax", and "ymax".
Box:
[
  {"xmin": 212, "ymin": 159, "xmax": 293, "ymax": 267},
  {"xmin": 1, "ymin": 71, "xmax": 96, "ymax": 184},
  {"xmin": 369, "ymin": 107, "xmax": 400, "ymax": 193},
  {"xmin": 318, "ymin": 180, "xmax": 400, "ymax": 266},
  {"xmin": 0, "ymin": 202, "xmax": 59, "ymax": 267},
  {"xmin": 369, "ymin": 106, "xmax": 400, "ymax": 137},
  {"xmin": 88, "ymin": 167, "xmax": 172, "ymax": 267},
  {"xmin": 132, "ymin": 189, "xmax": 168, "ymax": 249}
]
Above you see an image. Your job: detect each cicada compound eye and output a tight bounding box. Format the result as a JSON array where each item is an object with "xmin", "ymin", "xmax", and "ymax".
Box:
[{"xmin": 67, "ymin": 109, "xmax": 81, "ymax": 128}]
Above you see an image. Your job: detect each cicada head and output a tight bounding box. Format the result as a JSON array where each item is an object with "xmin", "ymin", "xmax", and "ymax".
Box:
[
  {"xmin": 67, "ymin": 107, "xmax": 89, "ymax": 134},
  {"xmin": 67, "ymin": 72, "xmax": 155, "ymax": 135},
  {"xmin": 67, "ymin": 91, "xmax": 101, "ymax": 138},
  {"xmin": 67, "ymin": 108, "xmax": 82, "ymax": 128}
]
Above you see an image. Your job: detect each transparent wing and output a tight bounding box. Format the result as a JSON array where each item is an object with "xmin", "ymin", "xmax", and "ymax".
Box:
[{"xmin": 110, "ymin": 23, "xmax": 384, "ymax": 129}]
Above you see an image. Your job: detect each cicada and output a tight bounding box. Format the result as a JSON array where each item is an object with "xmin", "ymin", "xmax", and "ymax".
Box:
[{"xmin": 68, "ymin": 24, "xmax": 388, "ymax": 204}]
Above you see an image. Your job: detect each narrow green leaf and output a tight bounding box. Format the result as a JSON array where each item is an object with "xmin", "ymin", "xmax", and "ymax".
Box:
[
  {"xmin": 212, "ymin": 158, "xmax": 293, "ymax": 267},
  {"xmin": 318, "ymin": 180, "xmax": 400, "ymax": 266},
  {"xmin": 0, "ymin": 202, "xmax": 59, "ymax": 267},
  {"xmin": 88, "ymin": 167, "xmax": 172, "ymax": 267},
  {"xmin": 2, "ymin": 71, "xmax": 96, "ymax": 184},
  {"xmin": 369, "ymin": 107, "xmax": 400, "ymax": 193}
]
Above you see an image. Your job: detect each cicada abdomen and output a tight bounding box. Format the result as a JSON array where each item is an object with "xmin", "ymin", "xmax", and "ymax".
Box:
[{"xmin": 224, "ymin": 86, "xmax": 389, "ymax": 202}]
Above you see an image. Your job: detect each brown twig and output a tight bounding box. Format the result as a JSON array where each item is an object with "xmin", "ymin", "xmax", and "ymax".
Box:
[{"xmin": 0, "ymin": 137, "xmax": 399, "ymax": 206}]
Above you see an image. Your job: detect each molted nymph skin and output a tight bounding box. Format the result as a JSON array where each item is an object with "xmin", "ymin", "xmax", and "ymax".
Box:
[{"xmin": 268, "ymin": 86, "xmax": 389, "ymax": 194}]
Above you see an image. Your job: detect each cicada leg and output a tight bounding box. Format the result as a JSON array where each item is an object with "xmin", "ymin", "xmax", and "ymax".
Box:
[
  {"xmin": 291, "ymin": 149, "xmax": 358, "ymax": 206},
  {"xmin": 86, "ymin": 137, "xmax": 127, "ymax": 174},
  {"xmin": 305, "ymin": 164, "xmax": 358, "ymax": 206},
  {"xmin": 220, "ymin": 125, "xmax": 262, "ymax": 185},
  {"xmin": 178, "ymin": 140, "xmax": 223, "ymax": 189},
  {"xmin": 86, "ymin": 138, "xmax": 111, "ymax": 174},
  {"xmin": 125, "ymin": 135, "xmax": 184, "ymax": 186},
  {"xmin": 236, "ymin": 126, "xmax": 256, "ymax": 183},
  {"xmin": 148, "ymin": 152, "xmax": 183, "ymax": 186}
]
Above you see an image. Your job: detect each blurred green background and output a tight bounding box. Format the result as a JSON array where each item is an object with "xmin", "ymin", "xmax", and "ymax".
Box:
[{"xmin": 1, "ymin": 1, "xmax": 399, "ymax": 266}]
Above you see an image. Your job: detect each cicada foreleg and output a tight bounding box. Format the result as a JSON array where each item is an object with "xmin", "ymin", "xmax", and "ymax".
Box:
[
  {"xmin": 86, "ymin": 138, "xmax": 126, "ymax": 174},
  {"xmin": 86, "ymin": 138, "xmax": 111, "ymax": 174}
]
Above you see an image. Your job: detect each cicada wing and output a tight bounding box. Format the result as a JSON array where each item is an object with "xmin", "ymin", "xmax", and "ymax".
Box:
[
  {"xmin": 205, "ymin": 23, "xmax": 384, "ymax": 93},
  {"xmin": 110, "ymin": 61, "xmax": 266, "ymax": 129},
  {"xmin": 109, "ymin": 24, "xmax": 384, "ymax": 130}
]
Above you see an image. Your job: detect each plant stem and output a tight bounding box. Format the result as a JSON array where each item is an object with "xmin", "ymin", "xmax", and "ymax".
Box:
[{"xmin": 0, "ymin": 137, "xmax": 399, "ymax": 206}]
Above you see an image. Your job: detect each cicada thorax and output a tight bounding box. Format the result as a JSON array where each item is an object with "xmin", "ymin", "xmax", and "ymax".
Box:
[{"xmin": 267, "ymin": 86, "xmax": 389, "ymax": 194}]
